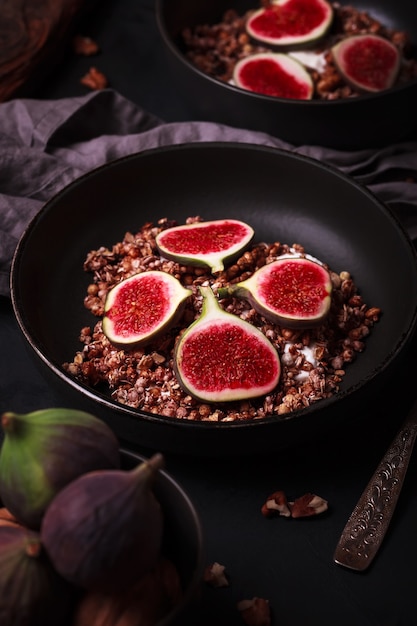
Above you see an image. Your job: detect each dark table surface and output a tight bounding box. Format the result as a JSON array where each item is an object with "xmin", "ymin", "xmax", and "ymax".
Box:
[{"xmin": 2, "ymin": 1, "xmax": 417, "ymax": 625}]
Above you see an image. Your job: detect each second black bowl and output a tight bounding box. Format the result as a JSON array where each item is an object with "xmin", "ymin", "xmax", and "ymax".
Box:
[{"xmin": 156, "ymin": 0, "xmax": 417, "ymax": 149}]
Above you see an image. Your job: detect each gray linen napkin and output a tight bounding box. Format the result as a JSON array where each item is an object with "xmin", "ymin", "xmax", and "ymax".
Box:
[{"xmin": 1, "ymin": 88, "xmax": 417, "ymax": 298}]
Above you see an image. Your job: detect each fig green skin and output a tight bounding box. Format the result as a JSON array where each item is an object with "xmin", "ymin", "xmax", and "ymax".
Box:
[
  {"xmin": 218, "ymin": 258, "xmax": 332, "ymax": 328},
  {"xmin": 174, "ymin": 286, "xmax": 281, "ymax": 402},
  {"xmin": 0, "ymin": 526, "xmax": 75, "ymax": 626},
  {"xmin": 0, "ymin": 408, "xmax": 121, "ymax": 530},
  {"xmin": 40, "ymin": 454, "xmax": 164, "ymax": 592}
]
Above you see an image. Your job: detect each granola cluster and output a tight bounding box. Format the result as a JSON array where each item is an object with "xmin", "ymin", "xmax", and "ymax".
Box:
[
  {"xmin": 63, "ymin": 217, "xmax": 381, "ymax": 422},
  {"xmin": 180, "ymin": 1, "xmax": 417, "ymax": 100}
]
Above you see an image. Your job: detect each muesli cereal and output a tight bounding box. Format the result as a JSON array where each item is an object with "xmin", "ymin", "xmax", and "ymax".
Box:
[
  {"xmin": 63, "ymin": 216, "xmax": 381, "ymax": 422},
  {"xmin": 180, "ymin": 1, "xmax": 417, "ymax": 100}
]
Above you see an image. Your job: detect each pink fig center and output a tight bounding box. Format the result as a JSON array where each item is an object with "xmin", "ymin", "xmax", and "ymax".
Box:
[
  {"xmin": 238, "ymin": 58, "xmax": 311, "ymax": 98},
  {"xmin": 180, "ymin": 323, "xmax": 279, "ymax": 392},
  {"xmin": 107, "ymin": 276, "xmax": 170, "ymax": 336},
  {"xmin": 250, "ymin": 0, "xmax": 329, "ymax": 38},
  {"xmin": 259, "ymin": 261, "xmax": 330, "ymax": 316},
  {"xmin": 158, "ymin": 221, "xmax": 248, "ymax": 254},
  {"xmin": 342, "ymin": 38, "xmax": 398, "ymax": 89}
]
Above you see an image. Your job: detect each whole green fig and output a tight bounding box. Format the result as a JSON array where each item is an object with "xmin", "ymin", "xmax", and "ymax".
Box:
[
  {"xmin": 0, "ymin": 408, "xmax": 121, "ymax": 529},
  {"xmin": 41, "ymin": 453, "xmax": 165, "ymax": 592},
  {"xmin": 0, "ymin": 525, "xmax": 75, "ymax": 626}
]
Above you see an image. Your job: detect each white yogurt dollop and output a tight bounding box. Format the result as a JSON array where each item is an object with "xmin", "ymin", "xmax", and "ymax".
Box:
[
  {"xmin": 278, "ymin": 248, "xmax": 324, "ymax": 266},
  {"xmin": 278, "ymin": 249, "xmax": 325, "ymax": 381},
  {"xmin": 288, "ymin": 50, "xmax": 327, "ymax": 73},
  {"xmin": 282, "ymin": 342, "xmax": 318, "ymax": 381}
]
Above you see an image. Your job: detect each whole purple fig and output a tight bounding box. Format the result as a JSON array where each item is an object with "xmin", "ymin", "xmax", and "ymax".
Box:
[
  {"xmin": 0, "ymin": 408, "xmax": 121, "ymax": 529},
  {"xmin": 0, "ymin": 525, "xmax": 75, "ymax": 626},
  {"xmin": 41, "ymin": 453, "xmax": 165, "ymax": 592}
]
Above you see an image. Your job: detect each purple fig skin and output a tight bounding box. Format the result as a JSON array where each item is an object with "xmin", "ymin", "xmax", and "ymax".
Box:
[
  {"xmin": 0, "ymin": 526, "xmax": 75, "ymax": 626},
  {"xmin": 331, "ymin": 34, "xmax": 401, "ymax": 93},
  {"xmin": 40, "ymin": 454, "xmax": 165, "ymax": 592},
  {"xmin": 218, "ymin": 257, "xmax": 332, "ymax": 328},
  {"xmin": 0, "ymin": 408, "xmax": 121, "ymax": 530}
]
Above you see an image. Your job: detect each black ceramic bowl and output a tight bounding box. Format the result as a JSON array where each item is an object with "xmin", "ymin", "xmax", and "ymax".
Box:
[
  {"xmin": 156, "ymin": 0, "xmax": 417, "ymax": 149},
  {"xmin": 121, "ymin": 449, "xmax": 204, "ymax": 626},
  {"xmin": 10, "ymin": 143, "xmax": 417, "ymax": 456}
]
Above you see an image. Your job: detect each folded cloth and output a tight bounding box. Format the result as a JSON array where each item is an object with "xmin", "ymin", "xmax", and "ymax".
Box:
[{"xmin": 1, "ymin": 88, "xmax": 417, "ymax": 298}]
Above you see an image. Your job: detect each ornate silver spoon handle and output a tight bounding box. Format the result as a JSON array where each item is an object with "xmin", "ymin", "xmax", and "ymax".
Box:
[{"xmin": 334, "ymin": 399, "xmax": 417, "ymax": 571}]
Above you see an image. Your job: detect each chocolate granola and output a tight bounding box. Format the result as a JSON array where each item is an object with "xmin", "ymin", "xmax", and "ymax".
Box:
[{"xmin": 63, "ymin": 216, "xmax": 381, "ymax": 422}]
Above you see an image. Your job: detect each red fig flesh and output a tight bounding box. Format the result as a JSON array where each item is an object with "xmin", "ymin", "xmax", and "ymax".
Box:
[
  {"xmin": 218, "ymin": 257, "xmax": 332, "ymax": 328},
  {"xmin": 155, "ymin": 219, "xmax": 254, "ymax": 273},
  {"xmin": 233, "ymin": 52, "xmax": 314, "ymax": 99},
  {"xmin": 246, "ymin": 0, "xmax": 333, "ymax": 47},
  {"xmin": 103, "ymin": 270, "xmax": 192, "ymax": 346},
  {"xmin": 331, "ymin": 34, "xmax": 401, "ymax": 93},
  {"xmin": 174, "ymin": 286, "xmax": 281, "ymax": 402}
]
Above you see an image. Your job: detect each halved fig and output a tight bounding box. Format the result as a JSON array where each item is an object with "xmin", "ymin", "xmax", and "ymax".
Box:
[
  {"xmin": 233, "ymin": 52, "xmax": 314, "ymax": 99},
  {"xmin": 102, "ymin": 271, "xmax": 192, "ymax": 346},
  {"xmin": 246, "ymin": 0, "xmax": 333, "ymax": 47},
  {"xmin": 331, "ymin": 34, "xmax": 401, "ymax": 93},
  {"xmin": 155, "ymin": 219, "xmax": 254, "ymax": 274},
  {"xmin": 218, "ymin": 257, "xmax": 332, "ymax": 328},
  {"xmin": 174, "ymin": 286, "xmax": 281, "ymax": 403}
]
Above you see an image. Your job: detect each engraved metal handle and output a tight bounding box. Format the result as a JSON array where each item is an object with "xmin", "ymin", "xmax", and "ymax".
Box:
[{"xmin": 334, "ymin": 398, "xmax": 417, "ymax": 571}]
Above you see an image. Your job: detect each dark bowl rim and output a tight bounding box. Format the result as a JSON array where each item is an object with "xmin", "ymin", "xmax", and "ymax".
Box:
[
  {"xmin": 119, "ymin": 448, "xmax": 205, "ymax": 626},
  {"xmin": 10, "ymin": 142, "xmax": 417, "ymax": 434},
  {"xmin": 155, "ymin": 0, "xmax": 417, "ymax": 107}
]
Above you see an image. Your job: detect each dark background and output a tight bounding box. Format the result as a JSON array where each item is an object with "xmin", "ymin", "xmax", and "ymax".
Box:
[
  {"xmin": 2, "ymin": 1, "xmax": 417, "ymax": 624},
  {"xmin": 33, "ymin": 0, "xmax": 191, "ymax": 123}
]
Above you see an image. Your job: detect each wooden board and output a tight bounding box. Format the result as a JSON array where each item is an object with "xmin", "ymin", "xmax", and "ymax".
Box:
[{"xmin": 0, "ymin": 0, "xmax": 92, "ymax": 101}]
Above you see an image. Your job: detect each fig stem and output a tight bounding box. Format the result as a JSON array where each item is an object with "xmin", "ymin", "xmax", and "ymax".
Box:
[
  {"xmin": 25, "ymin": 537, "xmax": 43, "ymax": 559},
  {"xmin": 1, "ymin": 412, "xmax": 19, "ymax": 434},
  {"xmin": 146, "ymin": 452, "xmax": 165, "ymax": 473},
  {"xmin": 217, "ymin": 286, "xmax": 233, "ymax": 299},
  {"xmin": 133, "ymin": 452, "xmax": 165, "ymax": 477}
]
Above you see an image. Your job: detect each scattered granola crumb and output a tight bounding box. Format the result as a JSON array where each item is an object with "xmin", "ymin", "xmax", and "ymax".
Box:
[
  {"xmin": 204, "ymin": 562, "xmax": 229, "ymax": 587},
  {"xmin": 289, "ymin": 493, "xmax": 329, "ymax": 518},
  {"xmin": 73, "ymin": 35, "xmax": 100, "ymax": 56},
  {"xmin": 237, "ymin": 597, "xmax": 271, "ymax": 626},
  {"xmin": 80, "ymin": 66, "xmax": 108, "ymax": 90},
  {"xmin": 261, "ymin": 490, "xmax": 291, "ymax": 518},
  {"xmin": 262, "ymin": 490, "xmax": 328, "ymax": 518}
]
